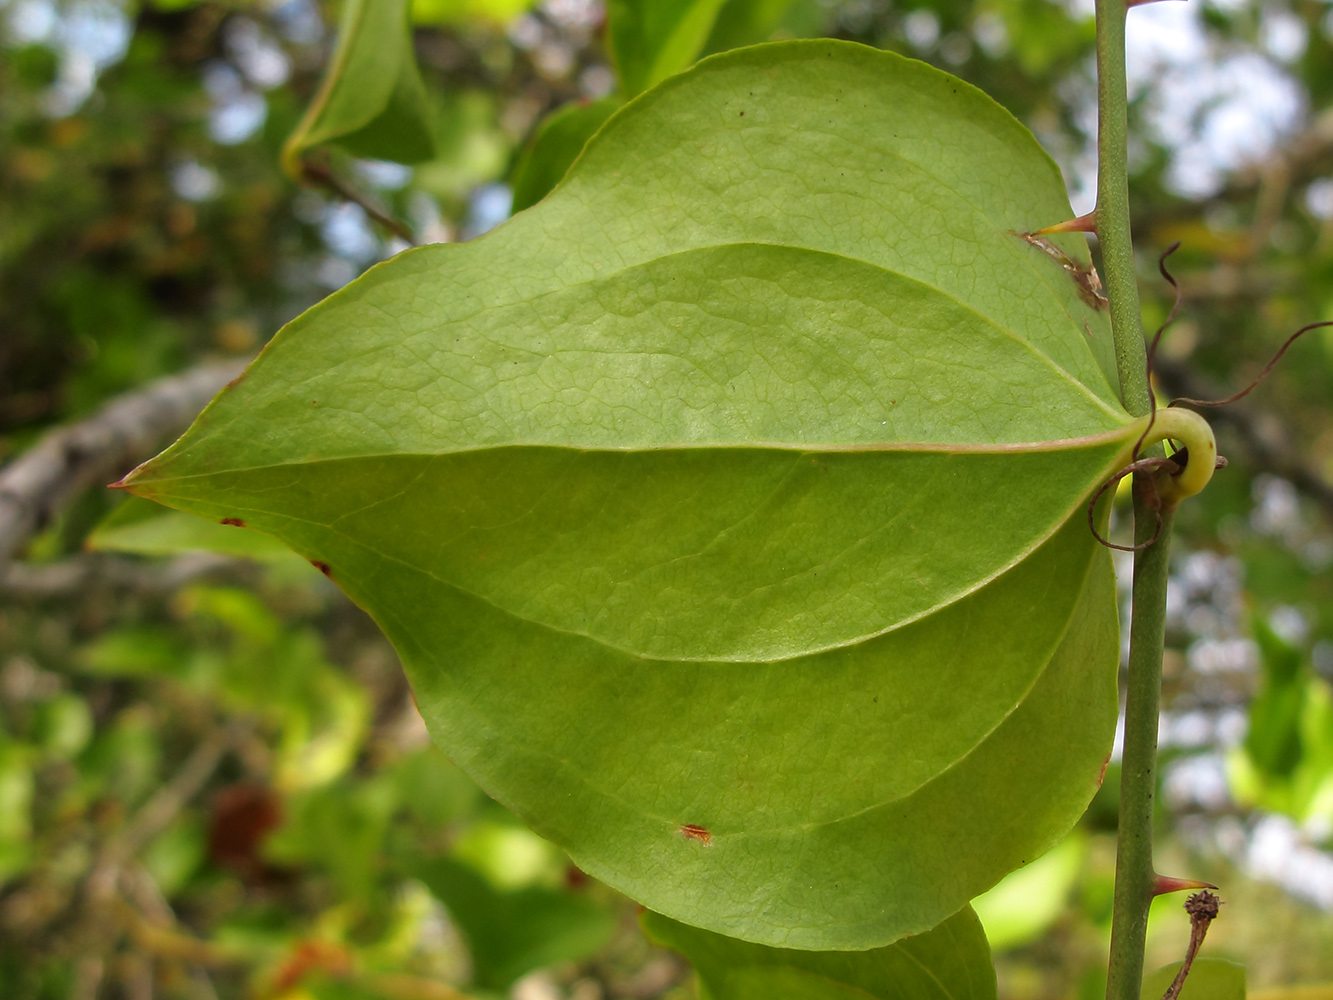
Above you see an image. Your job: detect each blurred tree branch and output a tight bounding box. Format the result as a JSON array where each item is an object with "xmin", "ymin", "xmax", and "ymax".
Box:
[
  {"xmin": 0, "ymin": 552, "xmax": 245, "ymax": 598},
  {"xmin": 0, "ymin": 359, "xmax": 248, "ymax": 570}
]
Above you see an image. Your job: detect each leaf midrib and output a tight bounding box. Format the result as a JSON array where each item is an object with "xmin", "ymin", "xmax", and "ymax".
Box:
[
  {"xmin": 143, "ymin": 426, "xmax": 1137, "ymax": 487},
  {"xmin": 170, "ymin": 436, "xmax": 1121, "ymax": 668},
  {"xmin": 151, "ymin": 234, "xmax": 1129, "ymax": 475},
  {"xmin": 433, "ymin": 242, "xmax": 1125, "ymax": 423}
]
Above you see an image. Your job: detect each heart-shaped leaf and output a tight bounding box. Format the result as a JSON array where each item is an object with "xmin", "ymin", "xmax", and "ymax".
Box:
[
  {"xmin": 282, "ymin": 0, "xmax": 435, "ymax": 175},
  {"xmin": 644, "ymin": 906, "xmax": 996, "ymax": 1000},
  {"xmin": 126, "ymin": 41, "xmax": 1138, "ymax": 948}
]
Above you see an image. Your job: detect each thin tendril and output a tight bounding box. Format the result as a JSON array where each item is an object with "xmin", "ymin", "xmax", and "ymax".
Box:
[
  {"xmin": 1088, "ymin": 455, "xmax": 1180, "ymax": 552},
  {"xmin": 1170, "ymin": 320, "xmax": 1333, "ymax": 409}
]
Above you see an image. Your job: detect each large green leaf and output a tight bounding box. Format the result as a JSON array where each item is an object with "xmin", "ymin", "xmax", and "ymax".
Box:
[
  {"xmin": 125, "ymin": 41, "xmax": 1135, "ymax": 948},
  {"xmin": 412, "ymin": 856, "xmax": 616, "ymax": 989},
  {"xmin": 282, "ymin": 0, "xmax": 435, "ymax": 175},
  {"xmin": 645, "ymin": 906, "xmax": 996, "ymax": 1000}
]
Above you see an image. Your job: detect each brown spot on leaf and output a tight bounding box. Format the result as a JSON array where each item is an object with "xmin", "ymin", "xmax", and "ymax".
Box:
[
  {"xmin": 1098, "ymin": 753, "xmax": 1112, "ymax": 787},
  {"xmin": 226, "ymin": 373, "xmax": 245, "ymax": 389},
  {"xmin": 310, "ymin": 560, "xmax": 332, "ymax": 577},
  {"xmin": 220, "ymin": 517, "xmax": 245, "ymax": 527},
  {"xmin": 1012, "ymin": 230, "xmax": 1108, "ymax": 311},
  {"xmin": 679, "ymin": 824, "xmax": 712, "ymax": 845}
]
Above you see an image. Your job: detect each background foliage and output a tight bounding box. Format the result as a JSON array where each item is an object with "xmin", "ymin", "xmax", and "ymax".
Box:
[{"xmin": 2, "ymin": 0, "xmax": 1333, "ymax": 998}]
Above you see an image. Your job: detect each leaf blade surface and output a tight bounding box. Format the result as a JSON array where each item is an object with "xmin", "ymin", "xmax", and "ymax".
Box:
[{"xmin": 128, "ymin": 41, "xmax": 1131, "ymax": 948}]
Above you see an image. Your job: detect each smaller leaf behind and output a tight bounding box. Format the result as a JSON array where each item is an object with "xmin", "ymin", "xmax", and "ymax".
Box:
[
  {"xmin": 412, "ymin": 856, "xmax": 616, "ymax": 990},
  {"xmin": 282, "ymin": 0, "xmax": 435, "ymax": 177},
  {"xmin": 644, "ymin": 906, "xmax": 996, "ymax": 1000},
  {"xmin": 1141, "ymin": 960, "xmax": 1246, "ymax": 1000},
  {"xmin": 87, "ymin": 495, "xmax": 312, "ymax": 571},
  {"xmin": 411, "ymin": 0, "xmax": 539, "ymax": 23},
  {"xmin": 510, "ymin": 97, "xmax": 621, "ymax": 212}
]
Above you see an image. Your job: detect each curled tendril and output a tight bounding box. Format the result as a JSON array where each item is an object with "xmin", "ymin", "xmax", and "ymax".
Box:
[
  {"xmin": 1088, "ymin": 455, "xmax": 1179, "ymax": 552},
  {"xmin": 1090, "ymin": 238, "xmax": 1323, "ymax": 551},
  {"xmin": 1169, "ymin": 319, "xmax": 1333, "ymax": 410}
]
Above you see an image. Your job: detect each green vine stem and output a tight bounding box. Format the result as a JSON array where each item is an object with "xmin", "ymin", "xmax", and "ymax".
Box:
[{"xmin": 1095, "ymin": 0, "xmax": 1176, "ymax": 998}]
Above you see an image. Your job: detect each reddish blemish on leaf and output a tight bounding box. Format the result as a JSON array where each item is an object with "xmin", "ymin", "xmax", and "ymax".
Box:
[
  {"xmin": 226, "ymin": 373, "xmax": 245, "ymax": 389},
  {"xmin": 220, "ymin": 517, "xmax": 245, "ymax": 527},
  {"xmin": 679, "ymin": 824, "xmax": 712, "ymax": 845},
  {"xmin": 310, "ymin": 560, "xmax": 332, "ymax": 577},
  {"xmin": 1098, "ymin": 753, "xmax": 1112, "ymax": 787}
]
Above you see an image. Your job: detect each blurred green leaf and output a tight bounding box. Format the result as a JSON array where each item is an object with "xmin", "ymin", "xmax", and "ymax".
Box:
[
  {"xmin": 413, "ymin": 855, "xmax": 616, "ymax": 990},
  {"xmin": 644, "ymin": 905, "xmax": 996, "ymax": 1000},
  {"xmin": 1246, "ymin": 619, "xmax": 1307, "ymax": 778},
  {"xmin": 450, "ymin": 819, "xmax": 566, "ymax": 890},
  {"xmin": 390, "ymin": 747, "xmax": 485, "ymax": 831},
  {"xmin": 971, "ymin": 832, "xmax": 1086, "ymax": 952},
  {"xmin": 88, "ymin": 495, "xmax": 314, "ymax": 573},
  {"xmin": 31, "ymin": 694, "xmax": 93, "ymax": 761},
  {"xmin": 411, "ymin": 0, "xmax": 539, "ymax": 24},
  {"xmin": 607, "ymin": 0, "xmax": 732, "ymax": 95},
  {"xmin": 268, "ymin": 777, "xmax": 398, "ymax": 900},
  {"xmin": 283, "ymin": 0, "xmax": 436, "ymax": 175},
  {"xmin": 81, "ymin": 706, "xmax": 162, "ymax": 808},
  {"xmin": 79, "ymin": 627, "xmax": 186, "ymax": 679},
  {"xmin": 142, "ymin": 816, "xmax": 207, "ymax": 896},
  {"xmin": 0, "ymin": 743, "xmax": 34, "ymax": 884},
  {"xmin": 703, "ymin": 0, "xmax": 802, "ymax": 54},
  {"xmin": 509, "ymin": 97, "xmax": 619, "ymax": 213},
  {"xmin": 1141, "ymin": 959, "xmax": 1246, "ymax": 1000}
]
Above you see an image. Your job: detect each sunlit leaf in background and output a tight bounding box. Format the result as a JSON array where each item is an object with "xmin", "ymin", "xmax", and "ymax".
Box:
[
  {"xmin": 644, "ymin": 906, "xmax": 997, "ymax": 1000},
  {"xmin": 971, "ymin": 832, "xmax": 1087, "ymax": 951},
  {"xmin": 509, "ymin": 96, "xmax": 620, "ymax": 212},
  {"xmin": 1141, "ymin": 959, "xmax": 1246, "ymax": 1000},
  {"xmin": 607, "ymin": 0, "xmax": 732, "ymax": 96},
  {"xmin": 283, "ymin": 0, "xmax": 436, "ymax": 175},
  {"xmin": 411, "ymin": 0, "xmax": 541, "ymax": 25},
  {"xmin": 88, "ymin": 495, "xmax": 315, "ymax": 572}
]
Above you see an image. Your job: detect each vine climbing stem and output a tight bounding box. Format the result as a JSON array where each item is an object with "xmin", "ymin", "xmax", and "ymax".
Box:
[{"xmin": 1096, "ymin": 0, "xmax": 1176, "ymax": 999}]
